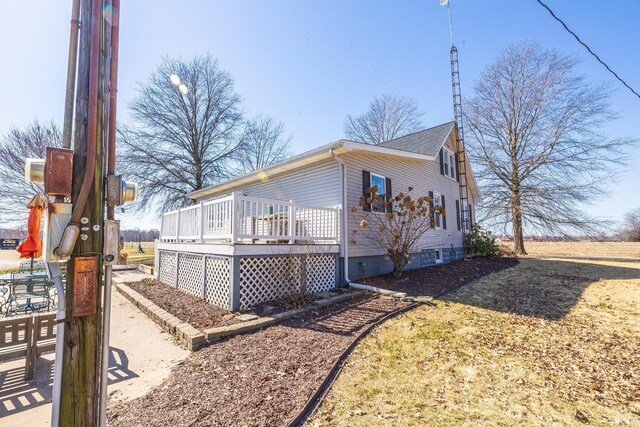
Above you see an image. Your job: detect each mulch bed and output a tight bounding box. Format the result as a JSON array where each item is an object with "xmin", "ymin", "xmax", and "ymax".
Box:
[
  {"xmin": 108, "ymin": 257, "xmax": 518, "ymax": 427},
  {"xmin": 127, "ymin": 278, "xmax": 235, "ymax": 329},
  {"xmin": 108, "ymin": 295, "xmax": 409, "ymax": 427},
  {"xmin": 364, "ymin": 257, "xmax": 519, "ymax": 297}
]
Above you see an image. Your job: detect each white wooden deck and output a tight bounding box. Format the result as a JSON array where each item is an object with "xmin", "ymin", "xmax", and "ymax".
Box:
[{"xmin": 159, "ymin": 192, "xmax": 340, "ymax": 246}]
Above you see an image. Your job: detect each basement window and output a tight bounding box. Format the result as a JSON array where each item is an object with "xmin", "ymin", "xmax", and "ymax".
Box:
[{"xmin": 435, "ymin": 249, "xmax": 443, "ymax": 264}]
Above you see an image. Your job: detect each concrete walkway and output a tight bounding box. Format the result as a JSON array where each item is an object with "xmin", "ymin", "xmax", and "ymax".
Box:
[{"xmin": 0, "ymin": 283, "xmax": 189, "ymax": 426}]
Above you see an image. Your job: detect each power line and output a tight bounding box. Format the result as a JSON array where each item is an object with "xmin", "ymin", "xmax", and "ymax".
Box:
[{"xmin": 535, "ymin": 0, "xmax": 640, "ymax": 99}]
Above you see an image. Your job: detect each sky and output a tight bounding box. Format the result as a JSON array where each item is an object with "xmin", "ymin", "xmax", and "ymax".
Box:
[{"xmin": 1, "ymin": 0, "xmax": 639, "ymax": 231}]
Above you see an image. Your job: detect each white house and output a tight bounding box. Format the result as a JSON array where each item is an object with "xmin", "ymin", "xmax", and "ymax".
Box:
[{"xmin": 154, "ymin": 121, "xmax": 481, "ymax": 311}]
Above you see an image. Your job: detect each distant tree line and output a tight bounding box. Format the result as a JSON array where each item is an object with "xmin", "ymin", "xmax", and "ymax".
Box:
[
  {"xmin": 120, "ymin": 228, "xmax": 160, "ymax": 242},
  {"xmin": 0, "ymin": 227, "xmax": 25, "ymax": 239}
]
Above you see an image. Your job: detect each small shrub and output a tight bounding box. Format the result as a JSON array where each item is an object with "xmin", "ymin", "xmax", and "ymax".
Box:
[
  {"xmin": 465, "ymin": 225, "xmax": 501, "ymax": 258},
  {"xmin": 498, "ymin": 244, "xmax": 516, "ymax": 257}
]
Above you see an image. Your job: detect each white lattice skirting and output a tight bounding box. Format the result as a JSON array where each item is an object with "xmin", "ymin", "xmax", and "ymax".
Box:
[
  {"xmin": 157, "ymin": 251, "xmax": 337, "ymax": 310},
  {"xmin": 158, "ymin": 251, "xmax": 230, "ymax": 309},
  {"xmin": 239, "ymin": 254, "xmax": 336, "ymax": 309}
]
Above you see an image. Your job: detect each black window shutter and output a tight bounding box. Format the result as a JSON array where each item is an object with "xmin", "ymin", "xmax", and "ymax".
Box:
[
  {"xmin": 455, "ymin": 200, "xmax": 461, "ymax": 230},
  {"xmin": 385, "ymin": 177, "xmax": 392, "ymax": 213},
  {"xmin": 439, "ymin": 148, "xmax": 444, "ymax": 175},
  {"xmin": 454, "ymin": 152, "xmax": 460, "ymax": 182},
  {"xmin": 428, "ymin": 190, "xmax": 434, "ymax": 226},
  {"xmin": 441, "ymin": 194, "xmax": 447, "ymax": 229},
  {"xmin": 468, "ymin": 204, "xmax": 473, "ymax": 228},
  {"xmin": 362, "ymin": 170, "xmax": 371, "ymax": 212}
]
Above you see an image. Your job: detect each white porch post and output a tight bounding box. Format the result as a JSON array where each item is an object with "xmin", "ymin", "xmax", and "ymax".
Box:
[
  {"xmin": 288, "ymin": 200, "xmax": 295, "ymax": 244},
  {"xmin": 199, "ymin": 201, "xmax": 205, "ymax": 243},
  {"xmin": 231, "ymin": 191, "xmax": 239, "ymax": 244},
  {"xmin": 175, "ymin": 208, "xmax": 181, "ymax": 242},
  {"xmin": 334, "ymin": 207, "xmax": 340, "ymax": 244}
]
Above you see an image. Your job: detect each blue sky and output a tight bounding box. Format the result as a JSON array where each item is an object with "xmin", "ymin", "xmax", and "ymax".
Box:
[{"xmin": 1, "ymin": 1, "xmax": 638, "ymax": 230}]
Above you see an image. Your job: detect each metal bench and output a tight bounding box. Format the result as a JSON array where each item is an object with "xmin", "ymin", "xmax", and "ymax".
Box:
[{"xmin": 0, "ymin": 313, "xmax": 56, "ymax": 379}]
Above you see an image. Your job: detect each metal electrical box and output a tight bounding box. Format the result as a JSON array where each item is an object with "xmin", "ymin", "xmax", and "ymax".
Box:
[
  {"xmin": 43, "ymin": 202, "xmax": 73, "ymax": 262},
  {"xmin": 44, "ymin": 147, "xmax": 73, "ymax": 197},
  {"xmin": 72, "ymin": 256, "xmax": 98, "ymax": 317},
  {"xmin": 103, "ymin": 219, "xmax": 120, "ymax": 265}
]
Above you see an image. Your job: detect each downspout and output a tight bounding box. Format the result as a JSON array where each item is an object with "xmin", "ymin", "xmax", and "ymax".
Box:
[
  {"xmin": 331, "ymin": 149, "xmax": 350, "ymax": 284},
  {"xmin": 47, "ymin": 262, "xmax": 65, "ymax": 427}
]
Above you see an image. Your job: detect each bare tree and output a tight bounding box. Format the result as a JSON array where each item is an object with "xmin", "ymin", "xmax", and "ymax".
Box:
[
  {"xmin": 238, "ymin": 114, "xmax": 291, "ymax": 173},
  {"xmin": 344, "ymin": 94, "xmax": 423, "ymax": 145},
  {"xmin": 118, "ymin": 54, "xmax": 243, "ymax": 215},
  {"xmin": 620, "ymin": 208, "xmax": 640, "ymax": 242},
  {"xmin": 0, "ymin": 119, "xmax": 61, "ymax": 225},
  {"xmin": 465, "ymin": 41, "xmax": 633, "ymax": 255}
]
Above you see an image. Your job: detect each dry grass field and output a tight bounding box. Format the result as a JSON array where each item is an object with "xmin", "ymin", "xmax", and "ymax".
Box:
[
  {"xmin": 503, "ymin": 241, "xmax": 640, "ymax": 258},
  {"xmin": 308, "ymin": 258, "xmax": 640, "ymax": 426},
  {"xmin": 121, "ymin": 241, "xmax": 155, "ymax": 262}
]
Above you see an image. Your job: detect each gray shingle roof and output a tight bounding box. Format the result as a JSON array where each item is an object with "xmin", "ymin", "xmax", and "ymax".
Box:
[{"xmin": 377, "ymin": 121, "xmax": 455, "ymax": 156}]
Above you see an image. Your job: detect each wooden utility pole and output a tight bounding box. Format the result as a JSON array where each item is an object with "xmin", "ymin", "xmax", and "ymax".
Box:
[{"xmin": 58, "ymin": 0, "xmax": 107, "ymax": 424}]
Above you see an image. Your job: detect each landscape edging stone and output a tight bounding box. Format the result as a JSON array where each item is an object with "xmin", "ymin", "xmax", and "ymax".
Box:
[{"xmin": 112, "ymin": 274, "xmax": 367, "ymax": 351}]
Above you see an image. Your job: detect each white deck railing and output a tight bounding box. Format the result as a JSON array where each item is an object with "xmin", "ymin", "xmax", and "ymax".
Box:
[{"xmin": 159, "ymin": 192, "xmax": 340, "ymax": 244}]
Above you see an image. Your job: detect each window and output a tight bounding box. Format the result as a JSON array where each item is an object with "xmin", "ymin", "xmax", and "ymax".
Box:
[
  {"xmin": 449, "ymin": 152, "xmax": 455, "ymax": 178},
  {"xmin": 433, "ymin": 194, "xmax": 442, "ymax": 229},
  {"xmin": 462, "ymin": 208, "xmax": 470, "ymax": 232},
  {"xmin": 442, "ymin": 148, "xmax": 456, "ymax": 180},
  {"xmin": 442, "ymin": 152, "xmax": 449, "ymax": 176},
  {"xmin": 362, "ymin": 171, "xmax": 391, "ymax": 213},
  {"xmin": 435, "ymin": 249, "xmax": 443, "ymax": 264},
  {"xmin": 370, "ymin": 173, "xmax": 386, "ymax": 212}
]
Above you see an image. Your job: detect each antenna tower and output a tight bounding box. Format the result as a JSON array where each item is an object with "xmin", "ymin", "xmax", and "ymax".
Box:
[{"xmin": 443, "ymin": 0, "xmax": 471, "ymax": 252}]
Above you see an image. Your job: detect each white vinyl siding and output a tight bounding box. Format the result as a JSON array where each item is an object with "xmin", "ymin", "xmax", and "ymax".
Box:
[
  {"xmin": 203, "ymin": 159, "xmax": 341, "ymax": 208},
  {"xmin": 345, "ymin": 132, "xmax": 468, "ymax": 258}
]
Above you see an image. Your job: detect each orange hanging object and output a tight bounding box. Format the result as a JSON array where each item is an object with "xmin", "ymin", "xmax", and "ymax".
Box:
[{"xmin": 16, "ymin": 195, "xmax": 45, "ymax": 259}]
